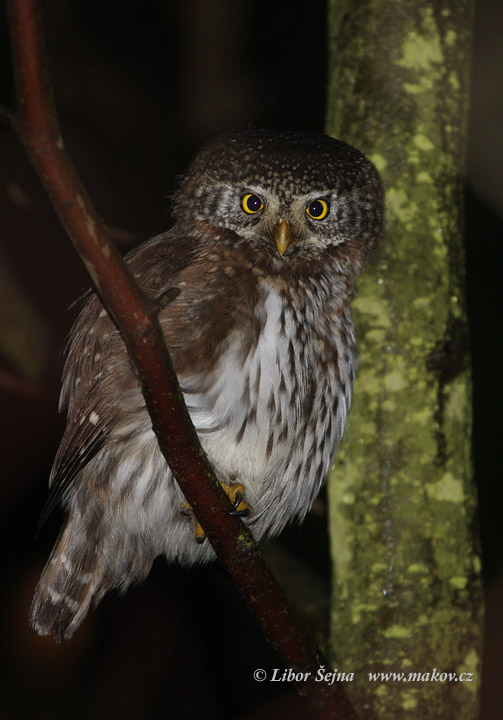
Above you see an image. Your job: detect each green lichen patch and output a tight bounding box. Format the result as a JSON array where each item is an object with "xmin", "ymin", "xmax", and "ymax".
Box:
[
  {"xmin": 425, "ymin": 472, "xmax": 465, "ymax": 503},
  {"xmin": 396, "ymin": 11, "xmax": 444, "ymax": 71}
]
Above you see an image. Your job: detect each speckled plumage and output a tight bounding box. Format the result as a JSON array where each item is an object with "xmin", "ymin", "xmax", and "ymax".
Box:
[{"xmin": 30, "ymin": 129, "xmax": 384, "ymax": 640}]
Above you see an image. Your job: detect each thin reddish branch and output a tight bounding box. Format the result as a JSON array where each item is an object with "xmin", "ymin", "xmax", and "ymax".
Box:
[{"xmin": 6, "ymin": 1, "xmax": 359, "ymax": 717}]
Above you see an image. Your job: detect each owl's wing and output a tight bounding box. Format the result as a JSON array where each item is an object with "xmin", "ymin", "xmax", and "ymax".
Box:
[
  {"xmin": 38, "ymin": 286, "xmax": 122, "ymax": 529},
  {"xmin": 38, "ymin": 393, "xmax": 113, "ymax": 530},
  {"xmin": 39, "ymin": 231, "xmax": 196, "ymax": 529}
]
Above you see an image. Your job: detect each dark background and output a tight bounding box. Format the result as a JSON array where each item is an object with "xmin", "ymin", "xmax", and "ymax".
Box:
[{"xmin": 0, "ymin": 1, "xmax": 501, "ymax": 718}]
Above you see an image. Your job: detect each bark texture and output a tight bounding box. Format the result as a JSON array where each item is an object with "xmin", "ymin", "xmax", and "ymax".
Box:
[{"xmin": 326, "ymin": 2, "xmax": 483, "ymax": 717}]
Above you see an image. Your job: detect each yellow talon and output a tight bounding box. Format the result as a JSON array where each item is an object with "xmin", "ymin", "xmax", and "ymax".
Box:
[
  {"xmin": 181, "ymin": 482, "xmax": 252, "ymax": 543},
  {"xmin": 194, "ymin": 522, "xmax": 207, "ymax": 544},
  {"xmin": 225, "ymin": 482, "xmax": 252, "ymax": 517}
]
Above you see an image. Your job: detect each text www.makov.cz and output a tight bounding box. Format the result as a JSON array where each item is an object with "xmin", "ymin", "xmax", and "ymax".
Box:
[
  {"xmin": 368, "ymin": 669, "xmax": 473, "ymax": 683},
  {"xmin": 252, "ymin": 667, "xmax": 474, "ymax": 685}
]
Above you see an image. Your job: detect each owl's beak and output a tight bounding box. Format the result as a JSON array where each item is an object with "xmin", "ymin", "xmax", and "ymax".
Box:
[{"xmin": 274, "ymin": 220, "xmax": 292, "ymax": 256}]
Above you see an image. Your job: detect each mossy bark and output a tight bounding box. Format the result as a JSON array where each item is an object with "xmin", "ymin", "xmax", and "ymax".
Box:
[{"xmin": 325, "ymin": 2, "xmax": 483, "ymax": 718}]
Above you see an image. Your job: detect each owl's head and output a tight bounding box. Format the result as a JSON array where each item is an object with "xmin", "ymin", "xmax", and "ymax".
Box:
[{"xmin": 173, "ymin": 129, "xmax": 384, "ymax": 274}]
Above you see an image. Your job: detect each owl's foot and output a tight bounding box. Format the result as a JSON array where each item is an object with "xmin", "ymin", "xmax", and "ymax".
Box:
[
  {"xmin": 181, "ymin": 483, "xmax": 252, "ymax": 543},
  {"xmin": 225, "ymin": 483, "xmax": 252, "ymax": 518}
]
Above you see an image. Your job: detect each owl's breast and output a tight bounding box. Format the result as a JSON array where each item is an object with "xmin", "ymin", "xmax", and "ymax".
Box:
[{"xmin": 181, "ymin": 280, "xmax": 356, "ymax": 538}]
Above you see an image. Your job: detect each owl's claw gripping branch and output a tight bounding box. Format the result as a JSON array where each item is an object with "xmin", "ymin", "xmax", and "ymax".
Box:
[
  {"xmin": 182, "ymin": 483, "xmax": 253, "ymax": 543},
  {"xmin": 226, "ymin": 484, "xmax": 252, "ymax": 517},
  {"xmin": 227, "ymin": 487, "xmax": 251, "ymax": 518}
]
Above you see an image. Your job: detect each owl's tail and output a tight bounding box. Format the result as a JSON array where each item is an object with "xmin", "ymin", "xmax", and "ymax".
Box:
[{"xmin": 29, "ymin": 519, "xmax": 105, "ymax": 642}]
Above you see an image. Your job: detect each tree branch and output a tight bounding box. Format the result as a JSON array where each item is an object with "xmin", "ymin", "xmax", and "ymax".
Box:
[{"xmin": 5, "ymin": 1, "xmax": 359, "ymax": 717}]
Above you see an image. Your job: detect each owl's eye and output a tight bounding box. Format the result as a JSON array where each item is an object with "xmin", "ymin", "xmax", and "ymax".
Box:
[
  {"xmin": 306, "ymin": 199, "xmax": 329, "ymax": 220},
  {"xmin": 242, "ymin": 193, "xmax": 264, "ymax": 215}
]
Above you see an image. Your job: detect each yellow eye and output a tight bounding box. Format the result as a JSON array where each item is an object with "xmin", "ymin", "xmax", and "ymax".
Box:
[
  {"xmin": 242, "ymin": 193, "xmax": 264, "ymax": 214},
  {"xmin": 306, "ymin": 199, "xmax": 329, "ymax": 220}
]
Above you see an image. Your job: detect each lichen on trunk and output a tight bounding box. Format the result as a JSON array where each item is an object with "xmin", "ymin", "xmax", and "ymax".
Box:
[{"xmin": 325, "ymin": 1, "xmax": 483, "ymax": 717}]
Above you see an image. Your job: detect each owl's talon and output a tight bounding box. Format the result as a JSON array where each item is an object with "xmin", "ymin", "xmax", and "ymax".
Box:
[
  {"xmin": 227, "ymin": 490, "xmax": 251, "ymax": 517},
  {"xmin": 181, "ymin": 482, "xmax": 252, "ymax": 542},
  {"xmin": 227, "ymin": 506, "xmax": 250, "ymax": 518},
  {"xmin": 232, "ymin": 489, "xmax": 243, "ymax": 507},
  {"xmin": 224, "ymin": 484, "xmax": 252, "ymax": 518},
  {"xmin": 194, "ymin": 524, "xmax": 206, "ymax": 544}
]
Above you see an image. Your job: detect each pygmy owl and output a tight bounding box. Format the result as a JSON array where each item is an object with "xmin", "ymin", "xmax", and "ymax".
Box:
[{"xmin": 30, "ymin": 129, "xmax": 384, "ymax": 640}]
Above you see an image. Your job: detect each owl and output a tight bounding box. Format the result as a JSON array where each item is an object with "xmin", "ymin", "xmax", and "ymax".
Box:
[{"xmin": 30, "ymin": 129, "xmax": 384, "ymax": 641}]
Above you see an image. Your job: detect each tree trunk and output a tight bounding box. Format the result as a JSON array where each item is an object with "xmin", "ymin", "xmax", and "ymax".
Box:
[{"xmin": 325, "ymin": 1, "xmax": 483, "ymax": 718}]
